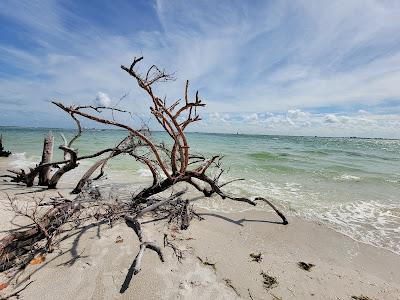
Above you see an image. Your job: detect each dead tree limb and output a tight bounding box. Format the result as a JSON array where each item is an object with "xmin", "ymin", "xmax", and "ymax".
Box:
[
  {"xmin": 48, "ymin": 146, "xmax": 78, "ymax": 189},
  {"xmin": 0, "ymin": 56, "xmax": 288, "ymax": 289},
  {"xmin": 3, "ymin": 147, "xmax": 117, "ymax": 187},
  {"xmin": 71, "ymin": 135, "xmax": 135, "ymax": 194},
  {"xmin": 50, "ymin": 57, "xmax": 287, "ymax": 226},
  {"xmin": 120, "ymin": 189, "xmax": 186, "ymax": 290},
  {"xmin": 0, "ymin": 197, "xmax": 80, "ymax": 271},
  {"xmin": 121, "ymin": 212, "xmax": 166, "ymax": 293},
  {"xmin": 72, "ymin": 158, "xmax": 110, "ymax": 194},
  {"xmin": 131, "ymin": 241, "xmax": 164, "ymax": 275},
  {"xmin": 2, "ymin": 114, "xmax": 118, "ymax": 189},
  {"xmin": 255, "ymin": 197, "xmax": 288, "ymax": 225}
]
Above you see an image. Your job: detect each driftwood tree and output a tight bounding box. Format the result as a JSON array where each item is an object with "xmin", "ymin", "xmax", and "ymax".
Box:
[
  {"xmin": 1, "ymin": 115, "xmax": 82, "ymax": 188},
  {"xmin": 53, "ymin": 57, "xmax": 288, "ymax": 215},
  {"xmin": 0, "ymin": 57, "xmax": 287, "ymax": 292},
  {"xmin": 1, "ymin": 114, "xmax": 129, "ymax": 189}
]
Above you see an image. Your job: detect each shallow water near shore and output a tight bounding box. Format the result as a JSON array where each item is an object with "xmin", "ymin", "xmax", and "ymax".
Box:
[{"xmin": 1, "ymin": 126, "xmax": 399, "ymax": 255}]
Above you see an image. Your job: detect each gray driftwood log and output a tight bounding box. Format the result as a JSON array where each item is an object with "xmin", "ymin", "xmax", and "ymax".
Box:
[
  {"xmin": 38, "ymin": 133, "xmax": 54, "ymax": 186},
  {"xmin": 0, "ymin": 134, "xmax": 11, "ymax": 157}
]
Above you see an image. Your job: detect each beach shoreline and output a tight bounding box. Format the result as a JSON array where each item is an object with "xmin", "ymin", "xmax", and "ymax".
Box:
[{"xmin": 1, "ymin": 155, "xmax": 400, "ymax": 299}]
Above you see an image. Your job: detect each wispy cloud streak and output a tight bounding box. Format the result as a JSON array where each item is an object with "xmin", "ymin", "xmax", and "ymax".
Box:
[{"xmin": 0, "ymin": 0, "xmax": 399, "ymax": 137}]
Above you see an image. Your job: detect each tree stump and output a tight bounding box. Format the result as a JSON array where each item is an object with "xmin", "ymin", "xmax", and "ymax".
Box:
[
  {"xmin": 0, "ymin": 134, "xmax": 11, "ymax": 157},
  {"xmin": 38, "ymin": 133, "xmax": 54, "ymax": 186}
]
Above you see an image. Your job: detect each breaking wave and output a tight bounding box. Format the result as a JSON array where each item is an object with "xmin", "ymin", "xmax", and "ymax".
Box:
[{"xmin": 9, "ymin": 152, "xmax": 36, "ymax": 169}]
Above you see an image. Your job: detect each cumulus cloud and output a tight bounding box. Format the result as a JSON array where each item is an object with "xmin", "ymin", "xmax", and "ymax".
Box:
[
  {"xmin": 324, "ymin": 114, "xmax": 340, "ymax": 124},
  {"xmin": 287, "ymin": 109, "xmax": 310, "ymax": 119},
  {"xmin": 245, "ymin": 113, "xmax": 259, "ymax": 124},
  {"xmin": 198, "ymin": 109, "xmax": 400, "ymax": 138},
  {"xmin": 94, "ymin": 92, "xmax": 112, "ymax": 107}
]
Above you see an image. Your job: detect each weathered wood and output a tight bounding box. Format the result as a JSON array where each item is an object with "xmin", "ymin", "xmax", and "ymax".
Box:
[
  {"xmin": 121, "ymin": 214, "xmax": 164, "ymax": 293},
  {"xmin": 0, "ymin": 56, "xmax": 289, "ymax": 288},
  {"xmin": 0, "ymin": 134, "xmax": 11, "ymax": 157},
  {"xmin": 3, "ymin": 147, "xmax": 117, "ymax": 187},
  {"xmin": 71, "ymin": 135, "xmax": 133, "ymax": 194},
  {"xmin": 180, "ymin": 200, "xmax": 190, "ymax": 230},
  {"xmin": 255, "ymin": 197, "xmax": 288, "ymax": 225},
  {"xmin": 72, "ymin": 158, "xmax": 109, "ymax": 194},
  {"xmin": 38, "ymin": 133, "xmax": 54, "ymax": 186},
  {"xmin": 0, "ymin": 201, "xmax": 79, "ymax": 271},
  {"xmin": 48, "ymin": 146, "xmax": 78, "ymax": 189}
]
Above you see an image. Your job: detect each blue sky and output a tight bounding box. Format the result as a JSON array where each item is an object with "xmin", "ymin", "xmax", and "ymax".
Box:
[{"xmin": 1, "ymin": 0, "xmax": 400, "ymax": 137}]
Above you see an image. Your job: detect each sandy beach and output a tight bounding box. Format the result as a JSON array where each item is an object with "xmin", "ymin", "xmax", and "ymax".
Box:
[
  {"xmin": 2, "ymin": 1, "xmax": 400, "ymax": 299},
  {"xmin": 1, "ymin": 155, "xmax": 400, "ymax": 300}
]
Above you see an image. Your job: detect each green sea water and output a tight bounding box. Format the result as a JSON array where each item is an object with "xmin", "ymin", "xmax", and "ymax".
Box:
[{"xmin": 1, "ymin": 127, "xmax": 400, "ymax": 254}]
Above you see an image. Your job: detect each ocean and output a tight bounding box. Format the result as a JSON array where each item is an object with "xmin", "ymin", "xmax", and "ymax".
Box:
[{"xmin": 1, "ymin": 126, "xmax": 399, "ymax": 255}]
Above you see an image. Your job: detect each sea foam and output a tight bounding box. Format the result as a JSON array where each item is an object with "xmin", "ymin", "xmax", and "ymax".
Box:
[{"xmin": 9, "ymin": 152, "xmax": 36, "ymax": 169}]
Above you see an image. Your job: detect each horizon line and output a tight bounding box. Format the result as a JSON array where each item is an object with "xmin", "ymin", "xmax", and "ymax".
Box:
[{"xmin": 1, "ymin": 125, "xmax": 399, "ymax": 141}]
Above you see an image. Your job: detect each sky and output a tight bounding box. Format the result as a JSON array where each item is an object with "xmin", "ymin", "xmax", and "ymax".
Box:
[{"xmin": 0, "ymin": 0, "xmax": 400, "ymax": 138}]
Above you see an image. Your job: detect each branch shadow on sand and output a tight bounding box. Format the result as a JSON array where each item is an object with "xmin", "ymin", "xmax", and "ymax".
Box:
[
  {"xmin": 119, "ymin": 209, "xmax": 287, "ymax": 294},
  {"xmin": 5, "ymin": 221, "xmax": 105, "ymax": 289},
  {"xmin": 198, "ymin": 212, "xmax": 286, "ymax": 226},
  {"xmin": 119, "ymin": 257, "xmax": 137, "ymax": 293}
]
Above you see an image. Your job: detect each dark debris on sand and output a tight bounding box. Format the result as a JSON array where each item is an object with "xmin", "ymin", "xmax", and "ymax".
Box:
[
  {"xmin": 298, "ymin": 261, "xmax": 315, "ymax": 271},
  {"xmin": 250, "ymin": 252, "xmax": 262, "ymax": 263},
  {"xmin": 351, "ymin": 296, "xmax": 373, "ymax": 300},
  {"xmin": 260, "ymin": 271, "xmax": 278, "ymax": 290}
]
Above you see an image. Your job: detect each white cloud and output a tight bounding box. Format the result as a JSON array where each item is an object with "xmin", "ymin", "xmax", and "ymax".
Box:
[
  {"xmin": 324, "ymin": 114, "xmax": 340, "ymax": 124},
  {"xmin": 197, "ymin": 109, "xmax": 400, "ymax": 138},
  {"xmin": 287, "ymin": 109, "xmax": 310, "ymax": 119},
  {"xmin": 94, "ymin": 92, "xmax": 112, "ymax": 107},
  {"xmin": 245, "ymin": 113, "xmax": 258, "ymax": 124},
  {"xmin": 0, "ymin": 0, "xmax": 399, "ymax": 138}
]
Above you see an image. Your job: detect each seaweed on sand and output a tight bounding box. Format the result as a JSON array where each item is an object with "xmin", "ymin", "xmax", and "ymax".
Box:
[
  {"xmin": 297, "ymin": 261, "xmax": 315, "ymax": 271},
  {"xmin": 223, "ymin": 278, "xmax": 240, "ymax": 296},
  {"xmin": 250, "ymin": 252, "xmax": 262, "ymax": 262},
  {"xmin": 351, "ymin": 296, "xmax": 372, "ymax": 300},
  {"xmin": 260, "ymin": 271, "xmax": 278, "ymax": 290},
  {"xmin": 196, "ymin": 256, "xmax": 216, "ymax": 272}
]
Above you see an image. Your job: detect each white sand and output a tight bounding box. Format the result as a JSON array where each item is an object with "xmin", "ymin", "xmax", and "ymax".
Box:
[{"xmin": 1, "ymin": 156, "xmax": 400, "ymax": 300}]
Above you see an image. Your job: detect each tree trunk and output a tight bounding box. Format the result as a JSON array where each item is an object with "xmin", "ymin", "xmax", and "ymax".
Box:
[
  {"xmin": 0, "ymin": 134, "xmax": 11, "ymax": 157},
  {"xmin": 38, "ymin": 133, "xmax": 54, "ymax": 186}
]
